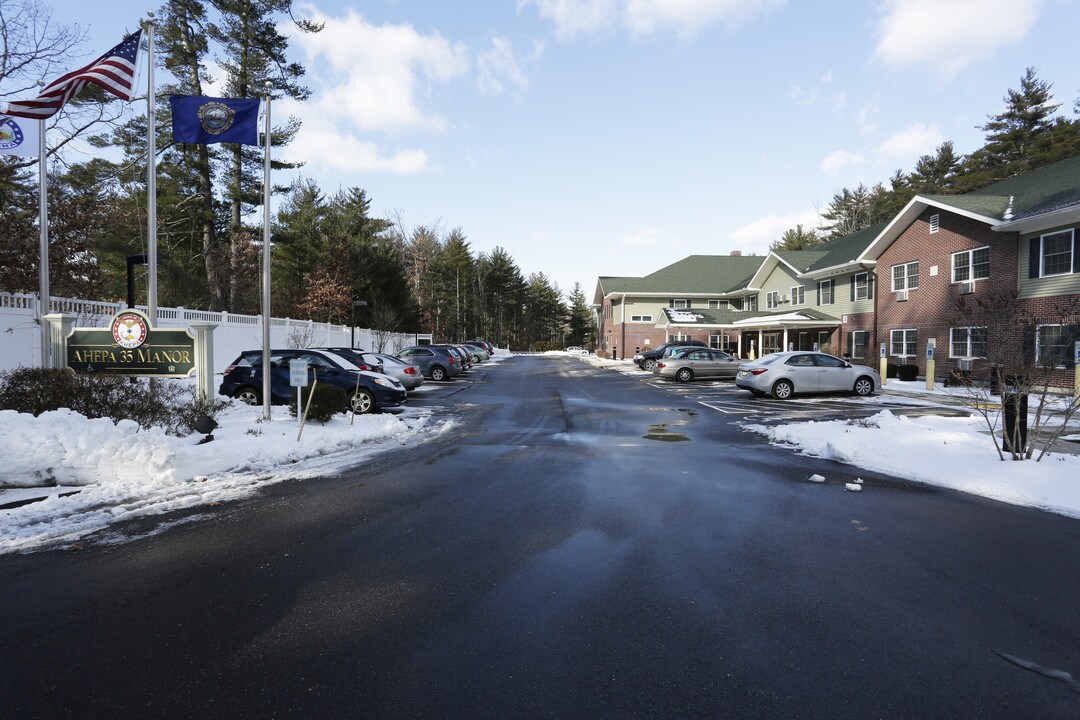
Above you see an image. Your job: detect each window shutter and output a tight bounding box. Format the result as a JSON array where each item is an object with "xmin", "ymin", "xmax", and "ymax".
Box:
[
  {"xmin": 867, "ymin": 274, "xmax": 874, "ymax": 300},
  {"xmin": 850, "ymin": 276, "xmax": 856, "ymax": 301},
  {"xmin": 1074, "ymin": 235, "xmax": 1080, "ymax": 273},
  {"xmin": 1029, "ymin": 237, "xmax": 1040, "ymax": 278},
  {"xmin": 816, "ymin": 285, "xmax": 820, "ymax": 305},
  {"xmin": 1066, "ymin": 325, "xmax": 1080, "ymax": 369},
  {"xmin": 1022, "ymin": 325, "xmax": 1036, "ymax": 364}
]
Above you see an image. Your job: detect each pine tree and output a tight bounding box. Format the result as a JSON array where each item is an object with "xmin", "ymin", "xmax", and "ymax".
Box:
[{"xmin": 566, "ymin": 282, "xmax": 595, "ymax": 348}]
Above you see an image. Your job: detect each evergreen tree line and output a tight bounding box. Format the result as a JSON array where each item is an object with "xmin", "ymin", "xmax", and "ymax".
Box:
[
  {"xmin": 773, "ymin": 67, "xmax": 1080, "ymax": 251},
  {"xmin": 0, "ymin": 0, "xmax": 596, "ymax": 351}
]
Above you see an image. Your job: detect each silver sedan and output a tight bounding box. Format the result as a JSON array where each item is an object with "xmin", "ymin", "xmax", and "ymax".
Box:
[
  {"xmin": 735, "ymin": 351, "xmax": 880, "ymax": 399},
  {"xmin": 371, "ymin": 352, "xmax": 425, "ymax": 391},
  {"xmin": 656, "ymin": 348, "xmax": 742, "ymax": 382}
]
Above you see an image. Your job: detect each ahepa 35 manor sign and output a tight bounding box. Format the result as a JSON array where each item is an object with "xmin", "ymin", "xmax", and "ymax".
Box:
[{"xmin": 66, "ymin": 309, "xmax": 197, "ymax": 378}]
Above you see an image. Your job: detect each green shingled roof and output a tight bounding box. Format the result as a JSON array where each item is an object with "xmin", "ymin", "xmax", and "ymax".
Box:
[
  {"xmin": 926, "ymin": 154, "xmax": 1080, "ymax": 221},
  {"xmin": 625, "ymin": 255, "xmax": 764, "ymax": 294},
  {"xmin": 802, "ymin": 223, "xmax": 888, "ymax": 272},
  {"xmin": 597, "ymin": 276, "xmax": 640, "ymax": 294}
]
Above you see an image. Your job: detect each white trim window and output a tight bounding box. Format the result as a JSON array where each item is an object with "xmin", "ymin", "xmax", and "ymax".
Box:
[
  {"xmin": 848, "ymin": 330, "xmax": 869, "ymax": 359},
  {"xmin": 892, "ymin": 261, "xmax": 919, "ymax": 291},
  {"xmin": 952, "ymin": 247, "xmax": 990, "ymax": 283},
  {"xmin": 818, "ymin": 279, "xmax": 834, "ymax": 305},
  {"xmin": 708, "ymin": 299, "xmax": 728, "ymax": 309},
  {"xmin": 766, "ymin": 291, "xmax": 780, "ymax": 309},
  {"xmin": 745, "ymin": 295, "xmax": 758, "ymax": 312},
  {"xmin": 891, "ymin": 328, "xmax": 917, "ymax": 357},
  {"xmin": 1036, "ymin": 324, "xmax": 1080, "ymax": 367},
  {"xmin": 791, "ymin": 286, "xmax": 805, "ymax": 305},
  {"xmin": 853, "ymin": 272, "xmax": 869, "ymax": 301},
  {"xmin": 709, "ymin": 334, "xmax": 731, "ymax": 350},
  {"xmin": 950, "ymin": 327, "xmax": 987, "ymax": 358},
  {"xmin": 672, "ymin": 332, "xmax": 691, "ymax": 343},
  {"xmin": 630, "ymin": 314, "xmax": 653, "ymax": 322},
  {"xmin": 671, "ymin": 299, "xmax": 689, "ymax": 309},
  {"xmin": 1039, "ymin": 230, "xmax": 1074, "ymax": 277}
]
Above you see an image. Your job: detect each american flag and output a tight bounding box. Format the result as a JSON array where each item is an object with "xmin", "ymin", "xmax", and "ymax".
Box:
[{"xmin": 2, "ymin": 29, "xmax": 143, "ymax": 120}]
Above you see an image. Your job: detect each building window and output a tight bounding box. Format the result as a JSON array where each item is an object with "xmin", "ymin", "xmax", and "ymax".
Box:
[
  {"xmin": 791, "ymin": 286, "xmax": 805, "ymax": 305},
  {"xmin": 745, "ymin": 295, "xmax": 758, "ymax": 312},
  {"xmin": 1036, "ymin": 324, "xmax": 1080, "ymax": 367},
  {"xmin": 672, "ymin": 332, "xmax": 691, "ymax": 343},
  {"xmin": 630, "ymin": 314, "xmax": 653, "ymax": 322},
  {"xmin": 929, "ymin": 214, "xmax": 940, "ymax": 233},
  {"xmin": 671, "ymin": 299, "xmax": 689, "ymax": 309},
  {"xmin": 709, "ymin": 334, "xmax": 730, "ymax": 350},
  {"xmin": 891, "ymin": 328, "xmax": 917, "ymax": 357},
  {"xmin": 708, "ymin": 299, "xmax": 728, "ymax": 309},
  {"xmin": 1039, "ymin": 230, "xmax": 1075, "ymax": 277},
  {"xmin": 766, "ymin": 291, "xmax": 780, "ymax": 309},
  {"xmin": 818, "ymin": 279, "xmax": 834, "ymax": 305},
  {"xmin": 853, "ymin": 272, "xmax": 869, "ymax": 301},
  {"xmin": 892, "ymin": 261, "xmax": 919, "ymax": 291},
  {"xmin": 950, "ymin": 327, "xmax": 987, "ymax": 358},
  {"xmin": 848, "ymin": 330, "xmax": 869, "ymax": 359},
  {"xmin": 952, "ymin": 247, "xmax": 990, "ymax": 283}
]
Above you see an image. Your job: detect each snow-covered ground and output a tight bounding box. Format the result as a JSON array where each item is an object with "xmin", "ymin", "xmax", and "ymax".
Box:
[{"xmin": 576, "ymin": 352, "xmax": 1080, "ymax": 519}]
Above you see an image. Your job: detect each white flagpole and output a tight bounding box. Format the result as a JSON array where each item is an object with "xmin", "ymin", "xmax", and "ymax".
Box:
[
  {"xmin": 144, "ymin": 14, "xmax": 158, "ymax": 325},
  {"xmin": 261, "ymin": 81, "xmax": 273, "ymax": 421},
  {"xmin": 38, "ymin": 114, "xmax": 49, "ymax": 367}
]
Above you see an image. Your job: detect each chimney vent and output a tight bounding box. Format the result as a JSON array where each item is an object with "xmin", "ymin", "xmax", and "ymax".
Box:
[{"xmin": 730, "ymin": 250, "xmax": 742, "ymax": 257}]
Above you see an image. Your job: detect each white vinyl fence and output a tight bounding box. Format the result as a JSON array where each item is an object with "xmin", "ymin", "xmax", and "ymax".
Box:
[{"xmin": 0, "ymin": 292, "xmax": 429, "ymax": 375}]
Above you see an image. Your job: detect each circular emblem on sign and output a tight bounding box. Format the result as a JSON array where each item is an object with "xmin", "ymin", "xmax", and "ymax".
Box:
[
  {"xmin": 0, "ymin": 117, "xmax": 25, "ymax": 152},
  {"xmin": 112, "ymin": 312, "xmax": 148, "ymax": 349},
  {"xmin": 198, "ymin": 102, "xmax": 235, "ymax": 135}
]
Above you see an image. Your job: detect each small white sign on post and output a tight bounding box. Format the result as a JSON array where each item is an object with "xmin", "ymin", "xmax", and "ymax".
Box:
[{"xmin": 289, "ymin": 359, "xmax": 309, "ymax": 427}]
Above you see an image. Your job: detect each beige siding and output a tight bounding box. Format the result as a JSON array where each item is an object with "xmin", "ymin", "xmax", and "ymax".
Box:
[{"xmin": 811, "ymin": 272, "xmax": 875, "ymax": 317}]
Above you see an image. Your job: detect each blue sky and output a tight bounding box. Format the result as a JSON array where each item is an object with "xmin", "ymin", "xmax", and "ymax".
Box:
[{"xmin": 43, "ymin": 0, "xmax": 1080, "ymax": 296}]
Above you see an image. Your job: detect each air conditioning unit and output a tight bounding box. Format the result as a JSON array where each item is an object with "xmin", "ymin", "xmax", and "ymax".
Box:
[
  {"xmin": 781, "ymin": 294, "xmax": 789, "ymax": 303},
  {"xmin": 896, "ymin": 290, "xmax": 909, "ymax": 302},
  {"xmin": 958, "ymin": 281, "xmax": 974, "ymax": 295}
]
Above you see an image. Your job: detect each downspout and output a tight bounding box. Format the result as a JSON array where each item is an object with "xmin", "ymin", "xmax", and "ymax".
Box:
[{"xmin": 619, "ymin": 293, "xmax": 627, "ymax": 360}]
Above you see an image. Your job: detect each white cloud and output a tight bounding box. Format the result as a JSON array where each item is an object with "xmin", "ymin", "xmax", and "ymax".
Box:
[
  {"xmin": 878, "ymin": 122, "xmax": 943, "ymax": 161},
  {"xmin": 521, "ymin": 0, "xmax": 784, "ymax": 38},
  {"xmin": 873, "ymin": 0, "xmax": 1044, "ymax": 78},
  {"xmin": 855, "ymin": 102, "xmax": 879, "ymax": 135},
  {"xmin": 288, "ymin": 116, "xmax": 431, "ymax": 175},
  {"xmin": 287, "ymin": 6, "xmax": 469, "ymax": 133},
  {"xmin": 821, "ymin": 150, "xmax": 866, "ymax": 175},
  {"xmin": 728, "ymin": 209, "xmax": 824, "ymax": 254},
  {"xmin": 477, "ymin": 36, "xmax": 530, "ymax": 97}
]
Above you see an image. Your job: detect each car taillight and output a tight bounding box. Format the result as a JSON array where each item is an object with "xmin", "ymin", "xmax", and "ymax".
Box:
[
  {"xmin": 404, "ymin": 367, "xmax": 416, "ymax": 375},
  {"xmin": 657, "ymin": 363, "xmax": 666, "ymax": 368},
  {"xmin": 448, "ymin": 357, "xmax": 456, "ymax": 364},
  {"xmin": 224, "ymin": 364, "xmax": 237, "ymax": 375},
  {"xmin": 750, "ymin": 369, "xmax": 768, "ymax": 375}
]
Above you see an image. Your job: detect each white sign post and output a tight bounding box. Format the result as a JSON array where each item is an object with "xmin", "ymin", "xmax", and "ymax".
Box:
[
  {"xmin": 926, "ymin": 338, "xmax": 936, "ymax": 390},
  {"xmin": 289, "ymin": 358, "xmax": 308, "ymax": 426}
]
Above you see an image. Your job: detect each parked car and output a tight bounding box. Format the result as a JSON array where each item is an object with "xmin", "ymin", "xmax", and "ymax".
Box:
[
  {"xmin": 466, "ymin": 339, "xmax": 495, "ymax": 354},
  {"xmin": 735, "ymin": 351, "xmax": 880, "ymax": 399},
  {"xmin": 318, "ymin": 347, "xmax": 384, "ymax": 374},
  {"xmin": 369, "ymin": 352, "xmax": 425, "ymax": 391},
  {"xmin": 462, "ymin": 343, "xmax": 490, "ymax": 362},
  {"xmin": 397, "ymin": 345, "xmax": 462, "ymax": 381},
  {"xmin": 566, "ymin": 346, "xmax": 589, "ymax": 355},
  {"xmin": 634, "ymin": 340, "xmax": 708, "ymax": 371},
  {"xmin": 657, "ymin": 348, "xmax": 742, "ymax": 382},
  {"xmin": 435, "ymin": 344, "xmax": 472, "ymax": 371},
  {"xmin": 219, "ymin": 348, "xmax": 407, "ymax": 413}
]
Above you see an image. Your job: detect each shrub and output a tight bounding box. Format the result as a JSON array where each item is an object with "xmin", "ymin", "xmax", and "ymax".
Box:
[
  {"xmin": 289, "ymin": 383, "xmax": 347, "ymax": 423},
  {"xmin": 0, "ymin": 368, "xmax": 227, "ymax": 436},
  {"xmin": 898, "ymin": 364, "xmax": 919, "ymax": 381},
  {"xmin": 886, "ymin": 362, "xmax": 900, "ymax": 379}
]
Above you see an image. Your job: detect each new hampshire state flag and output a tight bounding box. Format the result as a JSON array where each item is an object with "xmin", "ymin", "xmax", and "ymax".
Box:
[{"xmin": 170, "ymin": 95, "xmax": 260, "ymax": 146}]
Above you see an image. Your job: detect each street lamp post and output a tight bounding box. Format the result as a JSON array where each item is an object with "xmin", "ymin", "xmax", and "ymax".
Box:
[
  {"xmin": 126, "ymin": 255, "xmax": 148, "ymax": 309},
  {"xmin": 351, "ymin": 300, "xmax": 368, "ymax": 349}
]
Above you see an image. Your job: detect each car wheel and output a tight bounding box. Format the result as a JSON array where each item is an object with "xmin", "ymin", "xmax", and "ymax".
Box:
[
  {"xmin": 771, "ymin": 379, "xmax": 794, "ymax": 400},
  {"xmin": 676, "ymin": 368, "xmax": 694, "ymax": 383},
  {"xmin": 430, "ymin": 365, "xmax": 447, "ymax": 381},
  {"xmin": 853, "ymin": 376, "xmax": 875, "ymax": 396},
  {"xmin": 236, "ymin": 387, "xmax": 260, "ymax": 405},
  {"xmin": 350, "ymin": 389, "xmax": 375, "ymax": 414},
  {"xmin": 643, "ymin": 359, "xmax": 657, "ymax": 371}
]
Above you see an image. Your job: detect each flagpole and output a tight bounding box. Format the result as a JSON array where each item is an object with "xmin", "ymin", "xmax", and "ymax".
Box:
[
  {"xmin": 38, "ymin": 113, "xmax": 49, "ymax": 367},
  {"xmin": 144, "ymin": 14, "xmax": 158, "ymax": 325},
  {"xmin": 261, "ymin": 81, "xmax": 273, "ymax": 421}
]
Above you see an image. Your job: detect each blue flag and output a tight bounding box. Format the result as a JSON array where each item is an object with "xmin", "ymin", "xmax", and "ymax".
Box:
[{"xmin": 170, "ymin": 95, "xmax": 260, "ymax": 146}]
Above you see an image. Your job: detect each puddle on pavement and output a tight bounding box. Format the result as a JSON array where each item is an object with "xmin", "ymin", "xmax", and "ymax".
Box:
[{"xmin": 643, "ymin": 423, "xmax": 690, "ymax": 442}]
